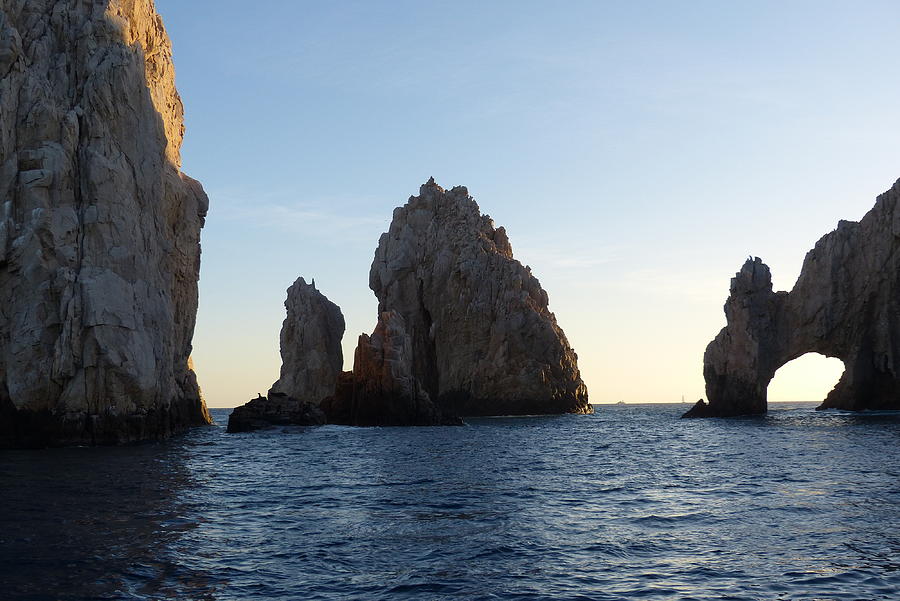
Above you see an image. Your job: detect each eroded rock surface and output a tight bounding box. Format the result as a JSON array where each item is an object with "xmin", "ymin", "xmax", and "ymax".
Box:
[
  {"xmin": 270, "ymin": 277, "xmax": 344, "ymax": 403},
  {"xmin": 364, "ymin": 178, "xmax": 590, "ymax": 417},
  {"xmin": 321, "ymin": 311, "xmax": 457, "ymax": 426},
  {"xmin": 227, "ymin": 277, "xmax": 344, "ymax": 432},
  {"xmin": 0, "ymin": 1, "xmax": 210, "ymax": 446},
  {"xmin": 235, "ymin": 179, "xmax": 590, "ymax": 431},
  {"xmin": 690, "ymin": 178, "xmax": 900, "ymax": 417}
]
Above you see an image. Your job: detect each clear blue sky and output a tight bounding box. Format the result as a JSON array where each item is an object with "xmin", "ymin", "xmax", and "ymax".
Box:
[{"xmin": 155, "ymin": 0, "xmax": 900, "ymax": 407}]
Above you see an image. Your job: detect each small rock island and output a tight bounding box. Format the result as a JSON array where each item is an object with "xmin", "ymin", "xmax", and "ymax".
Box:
[
  {"xmin": 229, "ymin": 179, "xmax": 591, "ymax": 431},
  {"xmin": 686, "ymin": 178, "xmax": 900, "ymax": 418}
]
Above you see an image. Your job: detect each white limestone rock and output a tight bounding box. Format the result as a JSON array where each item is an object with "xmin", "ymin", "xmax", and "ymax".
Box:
[{"xmin": 0, "ymin": 0, "xmax": 210, "ymax": 446}]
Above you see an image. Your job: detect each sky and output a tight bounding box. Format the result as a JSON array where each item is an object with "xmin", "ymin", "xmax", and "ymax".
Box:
[{"xmin": 155, "ymin": 0, "xmax": 900, "ymax": 408}]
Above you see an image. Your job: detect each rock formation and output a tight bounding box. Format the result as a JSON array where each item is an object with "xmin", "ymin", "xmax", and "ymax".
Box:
[
  {"xmin": 233, "ymin": 179, "xmax": 590, "ymax": 431},
  {"xmin": 226, "ymin": 393, "xmax": 326, "ymax": 433},
  {"xmin": 227, "ymin": 277, "xmax": 344, "ymax": 432},
  {"xmin": 270, "ymin": 277, "xmax": 344, "ymax": 403},
  {"xmin": 687, "ymin": 177, "xmax": 900, "ymax": 417},
  {"xmin": 320, "ymin": 311, "xmax": 457, "ymax": 426},
  {"xmin": 364, "ymin": 178, "xmax": 590, "ymax": 417},
  {"xmin": 0, "ymin": 1, "xmax": 210, "ymax": 446}
]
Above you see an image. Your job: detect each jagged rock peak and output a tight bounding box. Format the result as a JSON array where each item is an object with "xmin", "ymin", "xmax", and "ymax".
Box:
[
  {"xmin": 269, "ymin": 277, "xmax": 345, "ymax": 404},
  {"xmin": 0, "ymin": 1, "xmax": 210, "ymax": 446},
  {"xmin": 688, "ymin": 176, "xmax": 900, "ymax": 418},
  {"xmin": 365, "ymin": 179, "xmax": 591, "ymax": 417}
]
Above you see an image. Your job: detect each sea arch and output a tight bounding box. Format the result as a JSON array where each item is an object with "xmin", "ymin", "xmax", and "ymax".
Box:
[
  {"xmin": 767, "ymin": 352, "xmax": 845, "ymax": 404},
  {"xmin": 686, "ymin": 190, "xmax": 900, "ymax": 419}
]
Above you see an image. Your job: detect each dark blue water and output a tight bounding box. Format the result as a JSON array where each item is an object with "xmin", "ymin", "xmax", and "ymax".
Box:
[{"xmin": 3, "ymin": 403, "xmax": 900, "ymax": 600}]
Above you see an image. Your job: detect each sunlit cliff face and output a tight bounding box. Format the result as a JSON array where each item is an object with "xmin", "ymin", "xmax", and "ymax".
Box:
[{"xmin": 0, "ymin": 0, "xmax": 209, "ymax": 446}]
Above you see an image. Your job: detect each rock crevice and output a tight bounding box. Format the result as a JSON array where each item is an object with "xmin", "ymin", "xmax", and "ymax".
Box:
[{"xmin": 321, "ymin": 310, "xmax": 454, "ymax": 426}]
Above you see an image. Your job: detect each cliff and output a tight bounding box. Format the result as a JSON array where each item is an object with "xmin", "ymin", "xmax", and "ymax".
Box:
[
  {"xmin": 232, "ymin": 179, "xmax": 590, "ymax": 431},
  {"xmin": 0, "ymin": 1, "xmax": 210, "ymax": 446},
  {"xmin": 687, "ymin": 178, "xmax": 900, "ymax": 417}
]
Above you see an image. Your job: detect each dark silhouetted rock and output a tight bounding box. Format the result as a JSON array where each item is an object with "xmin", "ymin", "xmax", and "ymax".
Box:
[
  {"xmin": 690, "ymin": 178, "xmax": 900, "ymax": 417},
  {"xmin": 227, "ymin": 393, "xmax": 326, "ymax": 433},
  {"xmin": 681, "ymin": 399, "xmax": 715, "ymax": 418}
]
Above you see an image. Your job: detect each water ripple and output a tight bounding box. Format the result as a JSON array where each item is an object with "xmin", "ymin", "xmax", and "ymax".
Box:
[{"xmin": 3, "ymin": 403, "xmax": 900, "ymax": 599}]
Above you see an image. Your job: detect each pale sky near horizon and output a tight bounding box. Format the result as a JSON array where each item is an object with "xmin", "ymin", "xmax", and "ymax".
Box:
[{"xmin": 155, "ymin": 0, "xmax": 899, "ymax": 408}]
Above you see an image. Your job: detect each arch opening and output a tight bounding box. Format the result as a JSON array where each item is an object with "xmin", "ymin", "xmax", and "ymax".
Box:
[{"xmin": 767, "ymin": 352, "xmax": 845, "ymax": 405}]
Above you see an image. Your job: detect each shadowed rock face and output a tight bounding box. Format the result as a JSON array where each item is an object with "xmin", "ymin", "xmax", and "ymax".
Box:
[
  {"xmin": 320, "ymin": 311, "xmax": 459, "ymax": 426},
  {"xmin": 687, "ymin": 178, "xmax": 900, "ymax": 418},
  {"xmin": 367, "ymin": 178, "xmax": 591, "ymax": 417},
  {"xmin": 0, "ymin": 1, "xmax": 210, "ymax": 446}
]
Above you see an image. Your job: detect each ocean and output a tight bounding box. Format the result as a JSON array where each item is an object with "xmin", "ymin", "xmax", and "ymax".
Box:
[{"xmin": 2, "ymin": 403, "xmax": 899, "ymax": 600}]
